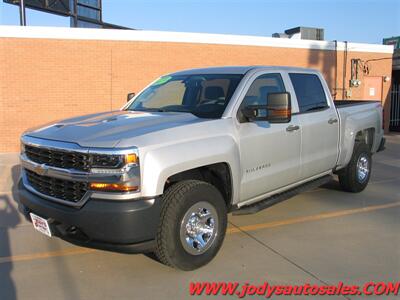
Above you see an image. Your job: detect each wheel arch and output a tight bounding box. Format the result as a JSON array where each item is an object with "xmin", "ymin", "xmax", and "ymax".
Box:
[
  {"xmin": 354, "ymin": 128, "xmax": 375, "ymax": 151},
  {"xmin": 337, "ymin": 127, "xmax": 376, "ymax": 171},
  {"xmin": 139, "ymin": 135, "xmax": 241, "ymax": 204},
  {"xmin": 164, "ymin": 163, "xmax": 234, "ymax": 210}
]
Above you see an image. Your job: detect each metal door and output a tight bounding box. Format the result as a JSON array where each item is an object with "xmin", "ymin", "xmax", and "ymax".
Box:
[
  {"xmin": 390, "ymin": 83, "xmax": 400, "ymax": 132},
  {"xmin": 363, "ymin": 76, "xmax": 383, "ymax": 101}
]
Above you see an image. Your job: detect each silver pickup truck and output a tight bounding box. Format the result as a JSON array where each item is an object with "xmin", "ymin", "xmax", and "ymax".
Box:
[{"xmin": 18, "ymin": 66, "xmax": 385, "ymax": 270}]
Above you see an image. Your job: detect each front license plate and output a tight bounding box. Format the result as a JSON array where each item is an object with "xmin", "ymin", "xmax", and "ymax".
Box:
[{"xmin": 30, "ymin": 213, "xmax": 52, "ymax": 237}]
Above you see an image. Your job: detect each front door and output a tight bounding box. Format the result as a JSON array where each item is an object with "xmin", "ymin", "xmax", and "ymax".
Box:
[{"xmin": 238, "ymin": 73, "xmax": 302, "ymax": 201}]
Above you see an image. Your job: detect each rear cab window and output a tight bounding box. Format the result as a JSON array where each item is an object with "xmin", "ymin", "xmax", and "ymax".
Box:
[{"xmin": 289, "ymin": 73, "xmax": 328, "ymax": 113}]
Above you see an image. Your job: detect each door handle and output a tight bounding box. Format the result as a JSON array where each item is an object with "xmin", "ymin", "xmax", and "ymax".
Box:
[
  {"xmin": 286, "ymin": 125, "xmax": 300, "ymax": 132},
  {"xmin": 328, "ymin": 118, "xmax": 338, "ymax": 124}
]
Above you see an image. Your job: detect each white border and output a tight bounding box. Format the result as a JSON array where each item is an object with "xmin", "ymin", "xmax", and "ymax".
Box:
[{"xmin": 0, "ymin": 25, "xmax": 394, "ymax": 54}]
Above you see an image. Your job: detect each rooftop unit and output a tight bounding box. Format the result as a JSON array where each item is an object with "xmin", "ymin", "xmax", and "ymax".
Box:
[{"xmin": 273, "ymin": 26, "xmax": 324, "ymax": 41}]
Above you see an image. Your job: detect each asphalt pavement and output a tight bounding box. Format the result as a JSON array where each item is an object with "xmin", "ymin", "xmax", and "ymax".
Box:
[{"xmin": 0, "ymin": 134, "xmax": 399, "ymax": 300}]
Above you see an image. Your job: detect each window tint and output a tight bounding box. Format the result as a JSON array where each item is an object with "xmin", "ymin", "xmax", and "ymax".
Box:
[
  {"xmin": 242, "ymin": 73, "xmax": 286, "ymax": 107},
  {"xmin": 289, "ymin": 73, "xmax": 328, "ymax": 113}
]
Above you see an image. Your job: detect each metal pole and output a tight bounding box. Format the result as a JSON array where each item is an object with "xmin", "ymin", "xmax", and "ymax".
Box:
[
  {"xmin": 99, "ymin": 0, "xmax": 103, "ymax": 23},
  {"xmin": 73, "ymin": 0, "xmax": 78, "ymax": 27},
  {"xmin": 19, "ymin": 0, "xmax": 26, "ymax": 26}
]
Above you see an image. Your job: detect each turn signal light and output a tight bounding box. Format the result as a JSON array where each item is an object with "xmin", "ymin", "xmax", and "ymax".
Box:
[
  {"xmin": 125, "ymin": 153, "xmax": 138, "ymax": 165},
  {"xmin": 270, "ymin": 108, "xmax": 291, "ymax": 117},
  {"xmin": 89, "ymin": 182, "xmax": 138, "ymax": 192}
]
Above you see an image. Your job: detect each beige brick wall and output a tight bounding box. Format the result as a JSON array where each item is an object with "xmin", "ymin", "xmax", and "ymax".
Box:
[{"xmin": 0, "ymin": 37, "xmax": 393, "ymax": 152}]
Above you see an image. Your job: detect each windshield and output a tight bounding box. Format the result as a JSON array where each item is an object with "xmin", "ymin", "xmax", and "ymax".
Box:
[{"xmin": 126, "ymin": 74, "xmax": 243, "ymax": 118}]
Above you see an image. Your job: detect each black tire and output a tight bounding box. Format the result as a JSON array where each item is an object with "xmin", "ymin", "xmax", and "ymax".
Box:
[
  {"xmin": 338, "ymin": 142, "xmax": 372, "ymax": 193},
  {"xmin": 155, "ymin": 180, "xmax": 227, "ymax": 271}
]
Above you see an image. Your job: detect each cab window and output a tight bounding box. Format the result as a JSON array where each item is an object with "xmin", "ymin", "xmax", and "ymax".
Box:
[
  {"xmin": 289, "ymin": 73, "xmax": 328, "ymax": 113},
  {"xmin": 241, "ymin": 73, "xmax": 286, "ymax": 107}
]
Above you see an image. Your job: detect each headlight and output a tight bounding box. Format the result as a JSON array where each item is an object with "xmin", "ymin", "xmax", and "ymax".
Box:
[
  {"xmin": 89, "ymin": 151, "xmax": 140, "ymax": 192},
  {"xmin": 91, "ymin": 154, "xmax": 125, "ymax": 169},
  {"xmin": 90, "ymin": 152, "xmax": 139, "ymax": 174}
]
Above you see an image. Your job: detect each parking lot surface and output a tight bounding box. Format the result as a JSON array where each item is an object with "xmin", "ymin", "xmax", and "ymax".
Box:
[{"xmin": 0, "ymin": 135, "xmax": 399, "ymax": 300}]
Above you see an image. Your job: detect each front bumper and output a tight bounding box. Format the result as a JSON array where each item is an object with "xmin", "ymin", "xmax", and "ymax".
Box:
[{"xmin": 18, "ymin": 180, "xmax": 161, "ymax": 253}]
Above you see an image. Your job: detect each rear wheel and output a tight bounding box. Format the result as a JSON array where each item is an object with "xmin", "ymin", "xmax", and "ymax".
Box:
[
  {"xmin": 155, "ymin": 180, "xmax": 227, "ymax": 271},
  {"xmin": 338, "ymin": 142, "xmax": 372, "ymax": 193}
]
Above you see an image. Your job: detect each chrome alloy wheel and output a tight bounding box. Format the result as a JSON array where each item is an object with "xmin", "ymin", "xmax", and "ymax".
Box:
[
  {"xmin": 180, "ymin": 201, "xmax": 219, "ymax": 255},
  {"xmin": 356, "ymin": 154, "xmax": 370, "ymax": 183}
]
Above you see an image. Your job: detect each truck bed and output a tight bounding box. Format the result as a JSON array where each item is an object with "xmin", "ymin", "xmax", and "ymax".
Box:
[{"xmin": 335, "ymin": 100, "xmax": 383, "ymax": 169}]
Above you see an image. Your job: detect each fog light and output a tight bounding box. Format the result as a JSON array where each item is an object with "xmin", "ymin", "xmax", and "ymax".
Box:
[{"xmin": 89, "ymin": 182, "xmax": 138, "ymax": 192}]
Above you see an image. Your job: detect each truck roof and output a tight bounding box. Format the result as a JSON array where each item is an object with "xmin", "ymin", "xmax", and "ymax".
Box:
[{"xmin": 169, "ymin": 66, "xmax": 318, "ymax": 75}]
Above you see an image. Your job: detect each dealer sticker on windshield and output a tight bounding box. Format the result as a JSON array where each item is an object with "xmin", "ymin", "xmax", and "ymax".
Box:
[
  {"xmin": 30, "ymin": 213, "xmax": 52, "ymax": 237},
  {"xmin": 152, "ymin": 76, "xmax": 172, "ymax": 86}
]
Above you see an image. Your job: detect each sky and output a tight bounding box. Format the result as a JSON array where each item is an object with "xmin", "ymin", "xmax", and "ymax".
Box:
[{"xmin": 0, "ymin": 0, "xmax": 399, "ymax": 44}]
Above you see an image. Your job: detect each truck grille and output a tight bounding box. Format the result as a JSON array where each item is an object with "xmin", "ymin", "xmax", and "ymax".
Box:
[
  {"xmin": 25, "ymin": 169, "xmax": 88, "ymax": 203},
  {"xmin": 25, "ymin": 144, "xmax": 90, "ymax": 172}
]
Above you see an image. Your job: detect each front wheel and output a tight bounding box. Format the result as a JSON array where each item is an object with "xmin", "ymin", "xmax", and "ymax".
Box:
[
  {"xmin": 338, "ymin": 142, "xmax": 372, "ymax": 193},
  {"xmin": 155, "ymin": 180, "xmax": 227, "ymax": 271}
]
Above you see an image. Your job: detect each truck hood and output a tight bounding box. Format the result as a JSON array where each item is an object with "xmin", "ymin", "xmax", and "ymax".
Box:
[{"xmin": 26, "ymin": 110, "xmax": 207, "ymax": 148}]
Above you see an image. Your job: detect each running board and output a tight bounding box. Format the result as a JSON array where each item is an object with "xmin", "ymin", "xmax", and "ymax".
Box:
[{"xmin": 232, "ymin": 175, "xmax": 333, "ymax": 215}]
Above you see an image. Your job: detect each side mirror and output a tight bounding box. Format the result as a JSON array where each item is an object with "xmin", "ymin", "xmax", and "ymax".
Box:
[
  {"xmin": 241, "ymin": 105, "xmax": 267, "ymax": 121},
  {"xmin": 127, "ymin": 92, "xmax": 135, "ymax": 102},
  {"xmin": 266, "ymin": 92, "xmax": 291, "ymax": 123},
  {"xmin": 241, "ymin": 92, "xmax": 291, "ymax": 123}
]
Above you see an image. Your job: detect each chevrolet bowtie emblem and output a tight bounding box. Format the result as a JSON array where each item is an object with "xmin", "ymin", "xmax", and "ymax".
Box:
[{"xmin": 33, "ymin": 165, "xmax": 47, "ymax": 176}]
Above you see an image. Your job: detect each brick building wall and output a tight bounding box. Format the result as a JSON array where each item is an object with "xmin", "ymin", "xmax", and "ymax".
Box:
[{"xmin": 0, "ymin": 26, "xmax": 393, "ymax": 152}]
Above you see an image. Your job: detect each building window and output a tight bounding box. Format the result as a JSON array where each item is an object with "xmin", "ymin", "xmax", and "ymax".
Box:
[
  {"xmin": 77, "ymin": 5, "xmax": 100, "ymax": 21},
  {"xmin": 77, "ymin": 0, "xmax": 100, "ymax": 8},
  {"xmin": 77, "ymin": 20, "xmax": 101, "ymax": 28}
]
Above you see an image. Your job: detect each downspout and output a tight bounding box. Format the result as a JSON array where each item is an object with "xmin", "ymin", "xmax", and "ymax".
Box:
[
  {"xmin": 342, "ymin": 41, "xmax": 348, "ymax": 99},
  {"xmin": 334, "ymin": 40, "xmax": 338, "ymax": 100}
]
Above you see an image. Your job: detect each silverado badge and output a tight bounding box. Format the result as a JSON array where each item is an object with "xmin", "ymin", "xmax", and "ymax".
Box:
[{"xmin": 33, "ymin": 165, "xmax": 47, "ymax": 176}]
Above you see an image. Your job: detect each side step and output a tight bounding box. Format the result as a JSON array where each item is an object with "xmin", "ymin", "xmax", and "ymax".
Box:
[{"xmin": 232, "ymin": 175, "xmax": 333, "ymax": 215}]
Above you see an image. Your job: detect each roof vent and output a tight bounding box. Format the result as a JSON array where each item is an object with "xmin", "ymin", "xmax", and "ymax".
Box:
[{"xmin": 273, "ymin": 27, "xmax": 324, "ymax": 41}]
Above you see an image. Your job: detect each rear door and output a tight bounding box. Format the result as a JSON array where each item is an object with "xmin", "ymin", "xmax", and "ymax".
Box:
[{"xmin": 288, "ymin": 72, "xmax": 339, "ymax": 179}]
